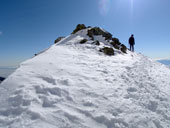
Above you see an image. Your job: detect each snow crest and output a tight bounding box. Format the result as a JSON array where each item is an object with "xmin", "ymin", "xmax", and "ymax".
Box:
[{"xmin": 0, "ymin": 32, "xmax": 170, "ymax": 128}]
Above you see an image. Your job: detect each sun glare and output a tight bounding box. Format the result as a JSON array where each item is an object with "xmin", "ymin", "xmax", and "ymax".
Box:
[
  {"xmin": 130, "ymin": 0, "xmax": 134, "ymax": 13},
  {"xmin": 99, "ymin": 0, "xmax": 111, "ymax": 16}
]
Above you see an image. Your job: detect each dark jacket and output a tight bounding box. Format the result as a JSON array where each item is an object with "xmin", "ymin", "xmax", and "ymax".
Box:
[{"xmin": 129, "ymin": 37, "xmax": 135, "ymax": 45}]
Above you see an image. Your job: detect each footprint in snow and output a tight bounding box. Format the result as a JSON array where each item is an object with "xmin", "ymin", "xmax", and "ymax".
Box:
[
  {"xmin": 127, "ymin": 87, "xmax": 137, "ymax": 92},
  {"xmin": 40, "ymin": 76, "xmax": 56, "ymax": 85}
]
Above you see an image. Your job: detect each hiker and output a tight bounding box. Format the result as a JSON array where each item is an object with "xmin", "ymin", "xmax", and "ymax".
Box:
[{"xmin": 129, "ymin": 34, "xmax": 135, "ymax": 52}]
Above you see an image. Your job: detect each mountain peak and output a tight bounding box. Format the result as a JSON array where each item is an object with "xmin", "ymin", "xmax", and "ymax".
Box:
[{"xmin": 55, "ymin": 24, "xmax": 127, "ymax": 55}]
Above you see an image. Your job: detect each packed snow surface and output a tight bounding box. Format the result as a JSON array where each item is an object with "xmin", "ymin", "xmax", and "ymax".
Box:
[{"xmin": 0, "ymin": 29, "xmax": 170, "ymax": 128}]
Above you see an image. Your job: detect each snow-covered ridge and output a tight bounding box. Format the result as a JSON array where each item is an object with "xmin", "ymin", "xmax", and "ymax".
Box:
[
  {"xmin": 0, "ymin": 25, "xmax": 170, "ymax": 128},
  {"xmin": 56, "ymin": 24, "xmax": 127, "ymax": 55}
]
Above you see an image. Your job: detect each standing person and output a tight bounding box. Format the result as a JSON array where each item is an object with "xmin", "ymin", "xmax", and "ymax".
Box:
[{"xmin": 129, "ymin": 34, "xmax": 135, "ymax": 52}]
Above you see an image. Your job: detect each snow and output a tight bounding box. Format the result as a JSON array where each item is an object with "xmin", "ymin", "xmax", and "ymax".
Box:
[{"xmin": 0, "ymin": 29, "xmax": 170, "ymax": 128}]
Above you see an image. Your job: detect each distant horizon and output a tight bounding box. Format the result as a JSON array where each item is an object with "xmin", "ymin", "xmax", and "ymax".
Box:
[
  {"xmin": 1, "ymin": 57, "xmax": 170, "ymax": 78},
  {"xmin": 0, "ymin": 0, "xmax": 170, "ymax": 67},
  {"xmin": 0, "ymin": 68, "xmax": 16, "ymax": 77}
]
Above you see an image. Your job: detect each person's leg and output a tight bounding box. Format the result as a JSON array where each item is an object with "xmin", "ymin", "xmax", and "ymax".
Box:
[
  {"xmin": 130, "ymin": 45, "xmax": 132, "ymax": 51},
  {"xmin": 132, "ymin": 45, "xmax": 134, "ymax": 52}
]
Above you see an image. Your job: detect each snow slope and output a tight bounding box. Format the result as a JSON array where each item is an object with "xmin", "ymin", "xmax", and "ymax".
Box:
[{"xmin": 0, "ymin": 28, "xmax": 170, "ymax": 128}]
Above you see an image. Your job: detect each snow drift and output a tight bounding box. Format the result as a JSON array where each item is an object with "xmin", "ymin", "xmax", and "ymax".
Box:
[{"xmin": 0, "ymin": 25, "xmax": 170, "ymax": 128}]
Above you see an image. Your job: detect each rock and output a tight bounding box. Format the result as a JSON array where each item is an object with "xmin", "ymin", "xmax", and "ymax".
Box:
[
  {"xmin": 92, "ymin": 40, "xmax": 100, "ymax": 45},
  {"xmin": 112, "ymin": 38, "xmax": 121, "ymax": 45},
  {"xmin": 110, "ymin": 42, "xmax": 120, "ymax": 50},
  {"xmin": 54, "ymin": 37, "xmax": 65, "ymax": 44},
  {"xmin": 0, "ymin": 77, "xmax": 5, "ymax": 83},
  {"xmin": 120, "ymin": 44, "xmax": 127, "ymax": 53},
  {"xmin": 99, "ymin": 47, "xmax": 114, "ymax": 56},
  {"xmin": 72, "ymin": 24, "xmax": 86, "ymax": 34},
  {"xmin": 80, "ymin": 39, "xmax": 88, "ymax": 44},
  {"xmin": 87, "ymin": 27, "xmax": 112, "ymax": 40}
]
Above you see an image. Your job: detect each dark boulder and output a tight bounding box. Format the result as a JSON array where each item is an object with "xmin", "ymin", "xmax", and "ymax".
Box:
[
  {"xmin": 110, "ymin": 42, "xmax": 120, "ymax": 50},
  {"xmin": 120, "ymin": 44, "xmax": 127, "ymax": 53},
  {"xmin": 112, "ymin": 38, "xmax": 121, "ymax": 45},
  {"xmin": 92, "ymin": 40, "xmax": 100, "ymax": 45},
  {"xmin": 80, "ymin": 39, "xmax": 88, "ymax": 44},
  {"xmin": 54, "ymin": 37, "xmax": 65, "ymax": 44},
  {"xmin": 72, "ymin": 24, "xmax": 86, "ymax": 34},
  {"xmin": 110, "ymin": 38, "xmax": 127, "ymax": 53},
  {"xmin": 87, "ymin": 27, "xmax": 112, "ymax": 40},
  {"xmin": 99, "ymin": 47, "xmax": 114, "ymax": 56},
  {"xmin": 0, "ymin": 77, "xmax": 5, "ymax": 83}
]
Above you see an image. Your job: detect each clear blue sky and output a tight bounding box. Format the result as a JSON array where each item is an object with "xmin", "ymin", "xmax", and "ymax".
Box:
[{"xmin": 0, "ymin": 0, "xmax": 170, "ymax": 67}]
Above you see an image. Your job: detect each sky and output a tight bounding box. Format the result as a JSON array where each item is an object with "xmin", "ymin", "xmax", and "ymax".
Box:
[{"xmin": 0, "ymin": 0, "xmax": 170, "ymax": 68}]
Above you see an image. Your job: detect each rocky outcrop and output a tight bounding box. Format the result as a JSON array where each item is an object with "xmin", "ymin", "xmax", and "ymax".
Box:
[
  {"xmin": 80, "ymin": 39, "xmax": 88, "ymax": 44},
  {"xmin": 87, "ymin": 27, "xmax": 112, "ymax": 40},
  {"xmin": 111, "ymin": 38, "xmax": 127, "ymax": 53},
  {"xmin": 54, "ymin": 37, "xmax": 65, "ymax": 44},
  {"xmin": 72, "ymin": 24, "xmax": 86, "ymax": 34},
  {"xmin": 0, "ymin": 77, "xmax": 5, "ymax": 83},
  {"xmin": 99, "ymin": 47, "xmax": 114, "ymax": 56},
  {"xmin": 54, "ymin": 24, "xmax": 128, "ymax": 56}
]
